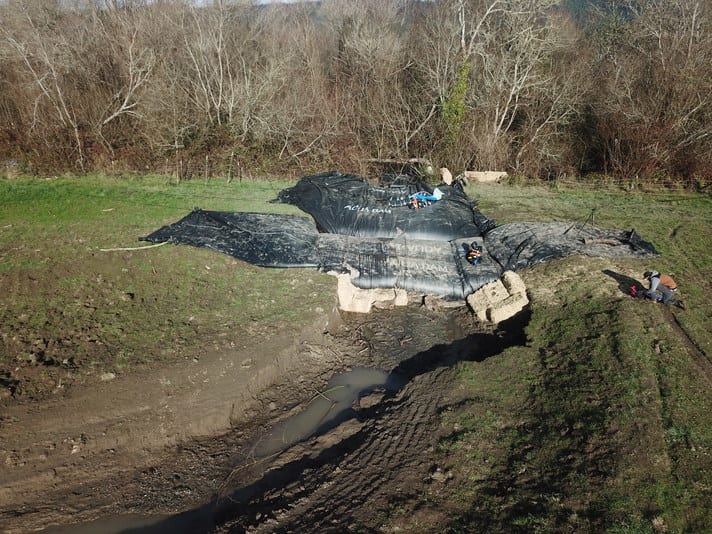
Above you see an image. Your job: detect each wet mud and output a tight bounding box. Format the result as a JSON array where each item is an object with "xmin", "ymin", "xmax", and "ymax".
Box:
[
  {"xmin": 210, "ymin": 308, "xmax": 527, "ymax": 533},
  {"xmin": 11, "ymin": 304, "xmax": 528, "ymax": 534}
]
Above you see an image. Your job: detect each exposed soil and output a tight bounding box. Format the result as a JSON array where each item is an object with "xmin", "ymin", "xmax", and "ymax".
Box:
[{"xmin": 0, "ymin": 270, "xmax": 525, "ymax": 534}]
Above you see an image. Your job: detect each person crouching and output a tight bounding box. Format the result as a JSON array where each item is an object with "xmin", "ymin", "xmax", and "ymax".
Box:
[{"xmin": 643, "ymin": 270, "xmax": 684, "ymax": 308}]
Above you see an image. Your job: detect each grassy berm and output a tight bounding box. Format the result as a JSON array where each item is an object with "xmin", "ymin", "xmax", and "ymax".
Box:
[
  {"xmin": 406, "ymin": 183, "xmax": 712, "ymax": 534},
  {"xmin": 1, "ymin": 175, "xmax": 711, "ymax": 533}
]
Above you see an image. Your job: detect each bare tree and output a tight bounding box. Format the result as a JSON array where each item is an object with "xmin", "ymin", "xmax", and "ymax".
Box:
[
  {"xmin": 592, "ymin": 0, "xmax": 712, "ymax": 180},
  {"xmin": 410, "ymin": 0, "xmax": 583, "ymax": 176},
  {"xmin": 465, "ymin": 0, "xmax": 575, "ymax": 172},
  {"xmin": 319, "ymin": 0, "xmax": 417, "ymax": 162},
  {"xmin": 0, "ymin": 0, "xmax": 707, "ymax": 181},
  {"xmin": 2, "ymin": 1, "xmax": 88, "ymax": 170},
  {"xmin": 93, "ymin": 6, "xmax": 156, "ymax": 133},
  {"xmin": 248, "ymin": 4, "xmax": 340, "ymax": 165},
  {"xmin": 1, "ymin": 0, "xmax": 158, "ymax": 170},
  {"xmin": 511, "ymin": 9, "xmax": 590, "ymax": 177}
]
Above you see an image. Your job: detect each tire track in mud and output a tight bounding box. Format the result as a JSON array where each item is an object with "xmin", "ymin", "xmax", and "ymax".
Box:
[
  {"xmin": 211, "ymin": 307, "xmax": 491, "ymax": 533},
  {"xmin": 664, "ymin": 306, "xmax": 712, "ymax": 385},
  {"xmin": 216, "ymin": 365, "xmax": 453, "ymax": 533},
  {"xmin": 49, "ymin": 306, "xmax": 520, "ymax": 534},
  {"xmin": 286, "ymin": 369, "xmax": 451, "ymax": 530}
]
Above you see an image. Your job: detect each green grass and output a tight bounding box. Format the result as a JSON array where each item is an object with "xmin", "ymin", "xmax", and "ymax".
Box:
[
  {"xmin": 0, "ymin": 174, "xmax": 335, "ymax": 393},
  {"xmin": 443, "ymin": 183, "xmax": 712, "ymax": 533},
  {"xmin": 469, "ymin": 182, "xmax": 712, "ymax": 353},
  {"xmin": 0, "ymin": 175, "xmax": 306, "ymax": 262}
]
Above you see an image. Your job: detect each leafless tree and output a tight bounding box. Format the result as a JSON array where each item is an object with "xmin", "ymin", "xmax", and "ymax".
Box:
[
  {"xmin": 0, "ymin": 0, "xmax": 708, "ymax": 181},
  {"xmin": 592, "ymin": 0, "xmax": 712, "ymax": 180},
  {"xmin": 250, "ymin": 4, "xmax": 341, "ymax": 165},
  {"xmin": 2, "ymin": 1, "xmax": 88, "ymax": 170},
  {"xmin": 1, "ymin": 0, "xmax": 159, "ymax": 169},
  {"xmin": 319, "ymin": 0, "xmax": 419, "ymax": 162},
  {"xmin": 466, "ymin": 0, "xmax": 581, "ymax": 173},
  {"xmin": 410, "ymin": 0, "xmax": 586, "ymax": 175},
  {"xmin": 93, "ymin": 6, "xmax": 156, "ymax": 133}
]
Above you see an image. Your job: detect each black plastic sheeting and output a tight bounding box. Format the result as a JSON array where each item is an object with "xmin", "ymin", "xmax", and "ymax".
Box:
[
  {"xmin": 317, "ymin": 233, "xmax": 502, "ymax": 298},
  {"xmin": 274, "ymin": 171, "xmax": 496, "ymax": 239},
  {"xmin": 143, "ymin": 211, "xmax": 320, "ymax": 268},
  {"xmin": 484, "ymin": 222, "xmax": 657, "ymax": 272},
  {"xmin": 141, "ymin": 172, "xmax": 658, "ymax": 300}
]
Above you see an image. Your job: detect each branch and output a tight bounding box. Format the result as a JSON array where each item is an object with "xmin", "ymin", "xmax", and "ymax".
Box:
[{"xmin": 99, "ymin": 242, "xmax": 169, "ymax": 252}]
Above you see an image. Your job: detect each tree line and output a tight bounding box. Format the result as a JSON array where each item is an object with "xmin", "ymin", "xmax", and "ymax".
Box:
[{"xmin": 1, "ymin": 0, "xmax": 710, "ymax": 185}]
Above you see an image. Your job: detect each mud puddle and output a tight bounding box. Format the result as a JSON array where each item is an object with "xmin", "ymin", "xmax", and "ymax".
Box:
[
  {"xmin": 251, "ymin": 367, "xmax": 391, "ymax": 458},
  {"xmin": 42, "ymin": 368, "xmax": 393, "ymax": 534}
]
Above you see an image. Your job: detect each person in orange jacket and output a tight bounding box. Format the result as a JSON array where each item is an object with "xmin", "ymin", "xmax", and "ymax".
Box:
[{"xmin": 643, "ymin": 270, "xmax": 684, "ymax": 308}]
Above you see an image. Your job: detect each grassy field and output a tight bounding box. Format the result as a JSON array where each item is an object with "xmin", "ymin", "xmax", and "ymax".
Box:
[
  {"xmin": 434, "ymin": 183, "xmax": 712, "ymax": 533},
  {"xmin": 1, "ymin": 175, "xmax": 710, "ymax": 532},
  {"xmin": 0, "ymin": 174, "xmax": 337, "ymax": 397}
]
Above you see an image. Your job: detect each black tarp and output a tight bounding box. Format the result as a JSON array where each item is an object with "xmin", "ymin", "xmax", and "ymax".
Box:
[
  {"xmin": 274, "ymin": 171, "xmax": 496, "ymax": 240},
  {"xmin": 141, "ymin": 172, "xmax": 658, "ymax": 300},
  {"xmin": 143, "ymin": 209, "xmax": 501, "ymax": 299},
  {"xmin": 144, "ymin": 211, "xmax": 320, "ymax": 268},
  {"xmin": 483, "ymin": 223, "xmax": 657, "ymax": 272}
]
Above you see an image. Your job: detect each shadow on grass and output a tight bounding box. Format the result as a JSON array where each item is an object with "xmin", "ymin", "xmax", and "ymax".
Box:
[
  {"xmin": 444, "ymin": 289, "xmax": 639, "ymax": 533},
  {"xmin": 602, "ymin": 269, "xmax": 645, "ymax": 297}
]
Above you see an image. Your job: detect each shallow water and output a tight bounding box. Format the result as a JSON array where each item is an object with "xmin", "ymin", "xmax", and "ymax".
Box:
[
  {"xmin": 251, "ymin": 367, "xmax": 390, "ymax": 457},
  {"xmin": 37, "ymin": 304, "xmax": 525, "ymax": 534}
]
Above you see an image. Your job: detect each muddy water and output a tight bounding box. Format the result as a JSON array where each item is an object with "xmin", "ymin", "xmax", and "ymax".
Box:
[{"xmin": 251, "ymin": 367, "xmax": 390, "ymax": 458}]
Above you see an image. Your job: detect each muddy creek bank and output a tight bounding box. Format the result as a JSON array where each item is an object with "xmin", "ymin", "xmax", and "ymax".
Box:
[{"xmin": 5, "ymin": 303, "xmax": 528, "ymax": 533}]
